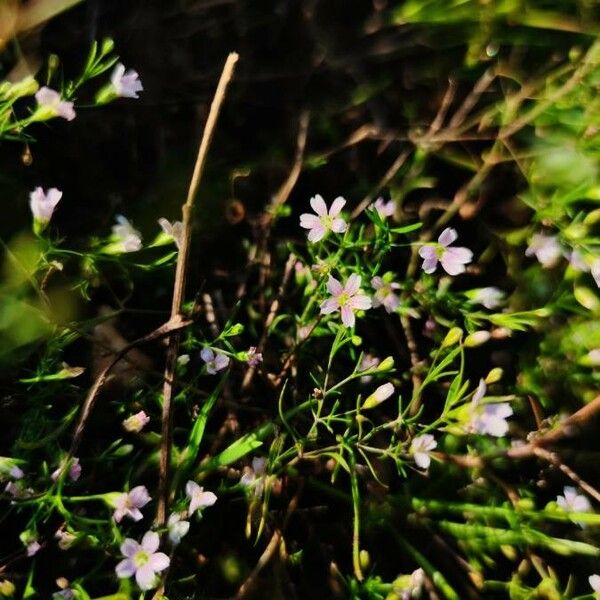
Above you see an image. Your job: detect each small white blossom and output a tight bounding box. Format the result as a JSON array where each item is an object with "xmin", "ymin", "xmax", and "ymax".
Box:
[
  {"xmin": 115, "ymin": 531, "xmax": 169, "ymax": 591},
  {"xmin": 200, "ymin": 348, "xmax": 230, "ymax": 374},
  {"xmin": 556, "ymin": 486, "xmax": 591, "ymax": 513},
  {"xmin": 29, "ymin": 187, "xmax": 62, "ymax": 232},
  {"xmin": 35, "ymin": 87, "xmax": 76, "ymax": 121},
  {"xmin": 177, "ymin": 354, "xmax": 190, "ymax": 366},
  {"xmin": 112, "ymin": 215, "xmax": 142, "ymax": 252},
  {"xmin": 186, "ymin": 480, "xmax": 217, "ymax": 516},
  {"xmin": 410, "ymin": 434, "xmax": 437, "ymax": 469},
  {"xmin": 158, "ymin": 217, "xmax": 183, "ymax": 249},
  {"xmin": 469, "ymin": 379, "xmax": 512, "ymax": 437},
  {"xmin": 471, "ymin": 287, "xmax": 505, "ymax": 310},
  {"xmin": 371, "ymin": 276, "xmax": 401, "ymax": 313},
  {"xmin": 525, "ymin": 233, "xmax": 562, "ymax": 268},
  {"xmin": 167, "ymin": 512, "xmax": 190, "ymax": 545},
  {"xmin": 113, "ymin": 485, "xmax": 151, "ymax": 522},
  {"xmin": 589, "ymin": 574, "xmax": 600, "ymax": 598},
  {"xmin": 240, "ymin": 456, "xmax": 267, "ymax": 498},
  {"xmin": 299, "ymin": 195, "xmax": 347, "ymax": 242},
  {"xmin": 111, "ymin": 63, "xmax": 144, "ymax": 99},
  {"xmin": 122, "ymin": 411, "xmax": 150, "ymax": 433},
  {"xmin": 320, "ymin": 274, "xmax": 372, "ymax": 328},
  {"xmin": 418, "ymin": 228, "xmax": 473, "ymax": 276}
]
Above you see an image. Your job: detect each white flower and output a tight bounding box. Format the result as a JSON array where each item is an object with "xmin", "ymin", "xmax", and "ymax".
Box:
[
  {"xmin": 320, "ymin": 274, "xmax": 372, "ymax": 328},
  {"xmin": 470, "ymin": 287, "xmax": 505, "ymax": 310},
  {"xmin": 410, "ymin": 434, "xmax": 437, "ymax": 469},
  {"xmin": 525, "ymin": 233, "xmax": 562, "ymax": 268},
  {"xmin": 35, "ymin": 87, "xmax": 76, "ymax": 121},
  {"xmin": 371, "ymin": 276, "xmax": 401, "ymax": 313},
  {"xmin": 112, "ymin": 215, "xmax": 142, "ymax": 252},
  {"xmin": 362, "ymin": 383, "xmax": 395, "ymax": 410},
  {"xmin": 589, "ymin": 574, "xmax": 600, "ymax": 598},
  {"xmin": 167, "ymin": 512, "xmax": 190, "ymax": 545},
  {"xmin": 29, "ymin": 187, "xmax": 62, "ymax": 232},
  {"xmin": 185, "ymin": 480, "xmax": 217, "ymax": 516},
  {"xmin": 200, "ymin": 348, "xmax": 230, "ymax": 374},
  {"xmin": 418, "ymin": 228, "xmax": 473, "ymax": 276},
  {"xmin": 122, "ymin": 411, "xmax": 150, "ymax": 433},
  {"xmin": 111, "ymin": 63, "xmax": 144, "ymax": 99},
  {"xmin": 469, "ymin": 379, "xmax": 512, "ymax": 437},
  {"xmin": 51, "ymin": 457, "xmax": 81, "ymax": 482},
  {"xmin": 112, "ymin": 485, "xmax": 151, "ymax": 522},
  {"xmin": 556, "ymin": 486, "xmax": 591, "ymax": 513},
  {"xmin": 240, "ymin": 456, "xmax": 267, "ymax": 498},
  {"xmin": 115, "ymin": 531, "xmax": 169, "ymax": 591},
  {"xmin": 158, "ymin": 218, "xmax": 183, "ymax": 249},
  {"xmin": 299, "ymin": 195, "xmax": 347, "ymax": 242},
  {"xmin": 370, "ymin": 197, "xmax": 395, "ymax": 219}
]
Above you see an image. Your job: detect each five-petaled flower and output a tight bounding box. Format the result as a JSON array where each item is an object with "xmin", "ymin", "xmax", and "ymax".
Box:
[
  {"xmin": 320, "ymin": 274, "xmax": 372, "ymax": 328},
  {"xmin": 122, "ymin": 411, "xmax": 150, "ymax": 433},
  {"xmin": 30, "ymin": 187, "xmax": 62, "ymax": 233},
  {"xmin": 113, "ymin": 485, "xmax": 151, "ymax": 522},
  {"xmin": 158, "ymin": 218, "xmax": 183, "ymax": 249},
  {"xmin": 468, "ymin": 379, "xmax": 512, "ymax": 437},
  {"xmin": 525, "ymin": 233, "xmax": 562, "ymax": 268},
  {"xmin": 556, "ymin": 486, "xmax": 591, "ymax": 514},
  {"xmin": 186, "ymin": 480, "xmax": 217, "ymax": 516},
  {"xmin": 371, "ymin": 276, "xmax": 401, "ymax": 313},
  {"xmin": 112, "ymin": 215, "xmax": 143, "ymax": 252},
  {"xmin": 410, "ymin": 434, "xmax": 437, "ymax": 469},
  {"xmin": 370, "ymin": 197, "xmax": 395, "ymax": 220},
  {"xmin": 200, "ymin": 348, "xmax": 230, "ymax": 374},
  {"xmin": 299, "ymin": 195, "xmax": 347, "ymax": 242},
  {"xmin": 35, "ymin": 87, "xmax": 76, "ymax": 121},
  {"xmin": 111, "ymin": 63, "xmax": 144, "ymax": 99},
  {"xmin": 419, "ymin": 228, "xmax": 473, "ymax": 276},
  {"xmin": 115, "ymin": 531, "xmax": 169, "ymax": 591}
]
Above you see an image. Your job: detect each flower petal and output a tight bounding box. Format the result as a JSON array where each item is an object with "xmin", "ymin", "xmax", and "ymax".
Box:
[
  {"xmin": 320, "ymin": 298, "xmax": 339, "ymax": 314},
  {"xmin": 115, "ymin": 558, "xmax": 136, "ymax": 578},
  {"xmin": 341, "ymin": 305, "xmax": 355, "ymax": 328},
  {"xmin": 136, "ymin": 564, "xmax": 158, "ymax": 591},
  {"xmin": 120, "ymin": 538, "xmax": 140, "ymax": 558},
  {"xmin": 438, "ymin": 227, "xmax": 458, "ymax": 247},
  {"xmin": 142, "ymin": 531, "xmax": 160, "ymax": 554},
  {"xmin": 307, "ymin": 224, "xmax": 326, "ymax": 242},
  {"xmin": 326, "ymin": 276, "xmax": 343, "ymax": 296},
  {"xmin": 330, "ymin": 218, "xmax": 347, "ymax": 233},
  {"xmin": 299, "ymin": 213, "xmax": 320, "ymax": 229},
  {"xmin": 348, "ymin": 294, "xmax": 372, "ymax": 311},
  {"xmin": 421, "ymin": 257, "xmax": 438, "ymax": 274},
  {"xmin": 148, "ymin": 551, "xmax": 170, "ymax": 572},
  {"xmin": 344, "ymin": 273, "xmax": 361, "ymax": 295},
  {"xmin": 310, "ymin": 194, "xmax": 328, "ymax": 216},
  {"xmin": 328, "ymin": 196, "xmax": 346, "ymax": 217}
]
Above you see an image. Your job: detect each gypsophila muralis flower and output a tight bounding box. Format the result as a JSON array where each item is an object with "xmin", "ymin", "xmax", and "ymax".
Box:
[
  {"xmin": 122, "ymin": 411, "xmax": 150, "ymax": 433},
  {"xmin": 167, "ymin": 512, "xmax": 190, "ymax": 545},
  {"xmin": 320, "ymin": 274, "xmax": 372, "ymax": 328},
  {"xmin": 556, "ymin": 486, "xmax": 591, "ymax": 513},
  {"xmin": 111, "ymin": 63, "xmax": 144, "ymax": 98},
  {"xmin": 370, "ymin": 197, "xmax": 395, "ymax": 219},
  {"xmin": 419, "ymin": 227, "xmax": 473, "ymax": 276},
  {"xmin": 115, "ymin": 531, "xmax": 169, "ymax": 591},
  {"xmin": 158, "ymin": 217, "xmax": 183, "ymax": 249},
  {"xmin": 34, "ymin": 87, "xmax": 76, "ymax": 121},
  {"xmin": 468, "ymin": 379, "xmax": 512, "ymax": 437},
  {"xmin": 186, "ymin": 480, "xmax": 217, "ymax": 516},
  {"xmin": 410, "ymin": 434, "xmax": 437, "ymax": 469},
  {"xmin": 589, "ymin": 574, "xmax": 600, "ymax": 598},
  {"xmin": 245, "ymin": 346, "xmax": 263, "ymax": 367},
  {"xmin": 29, "ymin": 187, "xmax": 62, "ymax": 233},
  {"xmin": 371, "ymin": 276, "xmax": 401, "ymax": 313},
  {"xmin": 200, "ymin": 348, "xmax": 230, "ymax": 374},
  {"xmin": 470, "ymin": 287, "xmax": 505, "ymax": 310},
  {"xmin": 51, "ymin": 457, "xmax": 81, "ymax": 482},
  {"xmin": 113, "ymin": 485, "xmax": 151, "ymax": 522},
  {"xmin": 525, "ymin": 233, "xmax": 562, "ymax": 268},
  {"xmin": 240, "ymin": 456, "xmax": 267, "ymax": 498},
  {"xmin": 112, "ymin": 215, "xmax": 142, "ymax": 252},
  {"xmin": 299, "ymin": 194, "xmax": 347, "ymax": 242}
]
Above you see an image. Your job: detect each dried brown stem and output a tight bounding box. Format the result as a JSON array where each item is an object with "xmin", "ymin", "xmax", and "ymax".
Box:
[{"xmin": 156, "ymin": 52, "xmax": 239, "ymax": 527}]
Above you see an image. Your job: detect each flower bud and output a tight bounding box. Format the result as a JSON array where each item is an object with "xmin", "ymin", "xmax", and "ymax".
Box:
[
  {"xmin": 362, "ymin": 383, "xmax": 394, "ymax": 410},
  {"xmin": 464, "ymin": 330, "xmax": 491, "ymax": 347},
  {"xmin": 376, "ymin": 356, "xmax": 395, "ymax": 372},
  {"xmin": 442, "ymin": 327, "xmax": 463, "ymax": 347},
  {"xmin": 0, "ymin": 580, "xmax": 16, "ymax": 596},
  {"xmin": 485, "ymin": 368, "xmax": 503, "ymax": 384}
]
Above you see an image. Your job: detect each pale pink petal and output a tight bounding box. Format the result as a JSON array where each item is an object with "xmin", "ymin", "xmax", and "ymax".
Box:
[
  {"xmin": 438, "ymin": 227, "xmax": 458, "ymax": 247},
  {"xmin": 57, "ymin": 101, "xmax": 76, "ymax": 121},
  {"xmin": 200, "ymin": 348, "xmax": 214, "ymax": 363},
  {"xmin": 128, "ymin": 508, "xmax": 143, "ymax": 521},
  {"xmin": 440, "ymin": 248, "xmax": 472, "ymax": 275},
  {"xmin": 136, "ymin": 564, "xmax": 157, "ymax": 591},
  {"xmin": 328, "ymin": 196, "xmax": 346, "ymax": 217},
  {"xmin": 115, "ymin": 558, "xmax": 136, "ymax": 578},
  {"xmin": 344, "ymin": 273, "xmax": 361, "ymax": 295},
  {"xmin": 35, "ymin": 86, "xmax": 60, "ymax": 106},
  {"xmin": 129, "ymin": 486, "xmax": 151, "ymax": 508},
  {"xmin": 347, "ymin": 294, "xmax": 372, "ymax": 310},
  {"xmin": 320, "ymin": 298, "xmax": 339, "ymax": 314},
  {"xmin": 418, "ymin": 245, "xmax": 437, "ymax": 259},
  {"xmin": 414, "ymin": 452, "xmax": 431, "ymax": 469},
  {"xmin": 591, "ymin": 260, "xmax": 600, "ymax": 288},
  {"xmin": 299, "ymin": 213, "xmax": 320, "ymax": 229},
  {"xmin": 141, "ymin": 531, "xmax": 160, "ymax": 554},
  {"xmin": 341, "ymin": 305, "xmax": 355, "ymax": 328},
  {"xmin": 572, "ymin": 496, "xmax": 591, "ymax": 513},
  {"xmin": 186, "ymin": 480, "xmax": 201, "ymax": 499},
  {"xmin": 371, "ymin": 276, "xmax": 383, "ymax": 290},
  {"xmin": 46, "ymin": 188, "xmax": 63, "ymax": 210},
  {"xmin": 421, "ymin": 257, "xmax": 438, "ymax": 274},
  {"xmin": 148, "ymin": 552, "xmax": 170, "ymax": 571},
  {"xmin": 307, "ymin": 224, "xmax": 326, "ymax": 242},
  {"xmin": 330, "ymin": 218, "xmax": 347, "ymax": 233},
  {"xmin": 326, "ymin": 276, "xmax": 343, "ymax": 296},
  {"xmin": 120, "ymin": 539, "xmax": 139, "ymax": 558},
  {"xmin": 310, "ymin": 195, "xmax": 328, "ymax": 216}
]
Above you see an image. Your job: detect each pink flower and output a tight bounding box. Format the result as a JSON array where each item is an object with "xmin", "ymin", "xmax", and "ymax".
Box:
[
  {"xmin": 113, "ymin": 485, "xmax": 151, "ymax": 522},
  {"xmin": 470, "ymin": 287, "xmax": 505, "ymax": 310},
  {"xmin": 370, "ymin": 197, "xmax": 395, "ymax": 219},
  {"xmin": 525, "ymin": 233, "xmax": 562, "ymax": 268},
  {"xmin": 29, "ymin": 187, "xmax": 62, "ymax": 230},
  {"xmin": 185, "ymin": 480, "xmax": 217, "ymax": 516},
  {"xmin": 246, "ymin": 346, "xmax": 263, "ymax": 367},
  {"xmin": 115, "ymin": 531, "xmax": 169, "ymax": 591},
  {"xmin": 122, "ymin": 411, "xmax": 150, "ymax": 433},
  {"xmin": 35, "ymin": 87, "xmax": 76, "ymax": 121},
  {"xmin": 158, "ymin": 218, "xmax": 183, "ymax": 249},
  {"xmin": 200, "ymin": 348, "xmax": 230, "ymax": 374},
  {"xmin": 410, "ymin": 434, "xmax": 437, "ymax": 469},
  {"xmin": 419, "ymin": 228, "xmax": 473, "ymax": 276},
  {"xmin": 556, "ymin": 486, "xmax": 591, "ymax": 513},
  {"xmin": 27, "ymin": 541, "xmax": 41, "ymax": 557},
  {"xmin": 299, "ymin": 195, "xmax": 347, "ymax": 242},
  {"xmin": 51, "ymin": 457, "xmax": 81, "ymax": 482},
  {"xmin": 371, "ymin": 276, "xmax": 401, "ymax": 313},
  {"xmin": 111, "ymin": 64, "xmax": 144, "ymax": 99},
  {"xmin": 320, "ymin": 274, "xmax": 372, "ymax": 328},
  {"xmin": 469, "ymin": 379, "xmax": 512, "ymax": 437}
]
